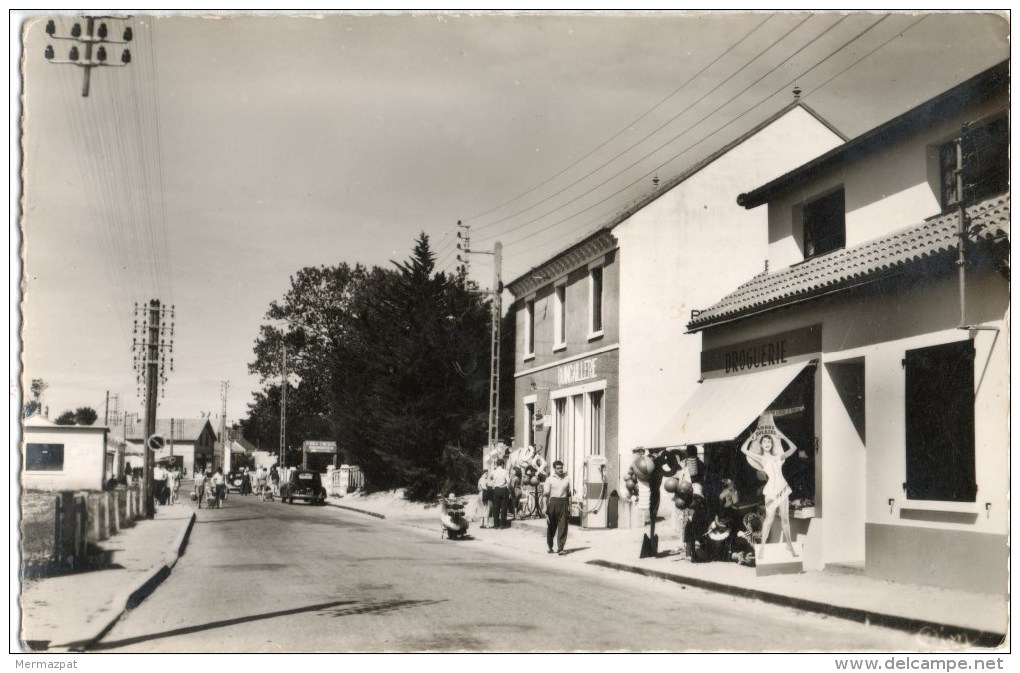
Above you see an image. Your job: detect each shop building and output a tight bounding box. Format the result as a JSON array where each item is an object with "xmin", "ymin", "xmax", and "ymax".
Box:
[
  {"xmin": 507, "ymin": 101, "xmax": 845, "ymax": 528},
  {"xmin": 679, "ymin": 62, "xmax": 1008, "ymax": 593}
]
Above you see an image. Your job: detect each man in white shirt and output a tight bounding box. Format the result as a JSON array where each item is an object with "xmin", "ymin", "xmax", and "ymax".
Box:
[
  {"xmin": 487, "ymin": 458, "xmax": 511, "ymax": 529},
  {"xmin": 542, "ymin": 461, "xmax": 572, "ymax": 555}
]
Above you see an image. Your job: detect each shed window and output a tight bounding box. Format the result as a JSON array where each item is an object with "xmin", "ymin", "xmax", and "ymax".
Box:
[
  {"xmin": 803, "ymin": 189, "xmax": 845, "ymax": 258},
  {"xmin": 26, "ymin": 443, "xmax": 65, "ymax": 471},
  {"xmin": 904, "ymin": 340, "xmax": 976, "ymax": 502}
]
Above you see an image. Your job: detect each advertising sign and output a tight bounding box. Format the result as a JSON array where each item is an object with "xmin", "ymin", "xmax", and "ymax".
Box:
[{"xmin": 303, "ymin": 441, "xmax": 337, "ymax": 454}]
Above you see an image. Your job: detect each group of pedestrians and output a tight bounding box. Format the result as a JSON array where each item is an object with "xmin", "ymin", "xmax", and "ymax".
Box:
[
  {"xmin": 475, "ymin": 457, "xmax": 574, "ymax": 556},
  {"xmin": 193, "ymin": 467, "xmax": 226, "ymax": 509}
]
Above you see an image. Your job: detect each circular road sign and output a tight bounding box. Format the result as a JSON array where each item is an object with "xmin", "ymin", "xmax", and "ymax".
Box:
[{"xmin": 147, "ymin": 434, "xmax": 166, "ymax": 451}]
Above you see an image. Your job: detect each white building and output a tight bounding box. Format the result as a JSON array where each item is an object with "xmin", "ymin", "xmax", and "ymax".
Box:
[
  {"xmin": 22, "ymin": 415, "xmax": 110, "ymax": 491},
  {"xmin": 683, "ymin": 62, "xmax": 1008, "ymax": 594},
  {"xmin": 508, "ymin": 99, "xmax": 845, "ymax": 527}
]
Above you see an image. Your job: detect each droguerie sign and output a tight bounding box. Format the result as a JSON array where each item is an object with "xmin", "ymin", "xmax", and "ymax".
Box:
[
  {"xmin": 725, "ymin": 339, "xmax": 788, "ymax": 373},
  {"xmin": 701, "ymin": 325, "xmax": 821, "ymax": 376}
]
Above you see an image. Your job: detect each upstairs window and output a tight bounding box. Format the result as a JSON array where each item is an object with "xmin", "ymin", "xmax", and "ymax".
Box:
[
  {"xmin": 553, "ymin": 283, "xmax": 566, "ymax": 349},
  {"xmin": 941, "ymin": 115, "xmax": 1008, "ymax": 209},
  {"xmin": 904, "ymin": 340, "xmax": 976, "ymax": 502},
  {"xmin": 589, "ymin": 264, "xmax": 604, "ymax": 336},
  {"xmin": 802, "ymin": 189, "xmax": 845, "ymax": 259},
  {"xmin": 524, "ymin": 299, "xmax": 535, "ymax": 358}
]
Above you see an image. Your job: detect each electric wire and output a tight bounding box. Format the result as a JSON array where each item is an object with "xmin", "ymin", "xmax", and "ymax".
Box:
[
  {"xmin": 497, "ymin": 13, "xmax": 914, "ymax": 277},
  {"xmin": 473, "ymin": 14, "xmax": 852, "ymax": 251}
]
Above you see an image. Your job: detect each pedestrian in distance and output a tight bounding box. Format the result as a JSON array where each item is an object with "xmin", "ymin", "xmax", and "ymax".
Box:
[
  {"xmin": 475, "ymin": 469, "xmax": 492, "ymax": 529},
  {"xmin": 168, "ymin": 466, "xmax": 180, "ymax": 505},
  {"xmin": 270, "ymin": 464, "xmax": 281, "ymax": 496},
  {"xmin": 542, "ymin": 460, "xmax": 572, "ymax": 555},
  {"xmin": 487, "ymin": 458, "xmax": 511, "ymax": 529},
  {"xmin": 194, "ymin": 469, "xmax": 207, "ymax": 509},
  {"xmin": 212, "ymin": 468, "xmax": 226, "ymax": 508},
  {"xmin": 241, "ymin": 467, "xmax": 252, "ymax": 495},
  {"xmin": 153, "ymin": 462, "xmax": 168, "ymax": 506}
]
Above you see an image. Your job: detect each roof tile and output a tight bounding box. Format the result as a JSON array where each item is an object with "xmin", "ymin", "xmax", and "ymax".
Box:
[{"xmin": 689, "ymin": 193, "xmax": 1009, "ymax": 330}]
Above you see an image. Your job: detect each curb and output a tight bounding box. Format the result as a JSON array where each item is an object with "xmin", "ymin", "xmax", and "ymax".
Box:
[
  {"xmin": 587, "ymin": 560, "xmax": 1006, "ymax": 649},
  {"xmin": 325, "ymin": 501, "xmax": 387, "ymax": 519},
  {"xmin": 64, "ymin": 512, "xmax": 197, "ymax": 652}
]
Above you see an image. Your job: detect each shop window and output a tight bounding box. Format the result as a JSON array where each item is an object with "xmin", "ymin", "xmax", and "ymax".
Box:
[
  {"xmin": 904, "ymin": 340, "xmax": 976, "ymax": 502},
  {"xmin": 26, "ymin": 443, "xmax": 64, "ymax": 471},
  {"xmin": 553, "ymin": 282, "xmax": 566, "ymax": 349},
  {"xmin": 589, "ymin": 265, "xmax": 604, "ymax": 337},
  {"xmin": 524, "ymin": 299, "xmax": 535, "ymax": 358},
  {"xmin": 802, "ymin": 189, "xmax": 845, "ymax": 259},
  {"xmin": 940, "ymin": 115, "xmax": 1008, "ymax": 209}
]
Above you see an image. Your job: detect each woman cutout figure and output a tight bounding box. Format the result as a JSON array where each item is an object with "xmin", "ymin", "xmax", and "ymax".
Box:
[{"xmin": 741, "ymin": 427, "xmax": 798, "ymax": 560}]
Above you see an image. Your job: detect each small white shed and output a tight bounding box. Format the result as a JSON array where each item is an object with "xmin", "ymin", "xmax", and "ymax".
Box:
[{"xmin": 22, "ymin": 415, "xmax": 109, "ymax": 491}]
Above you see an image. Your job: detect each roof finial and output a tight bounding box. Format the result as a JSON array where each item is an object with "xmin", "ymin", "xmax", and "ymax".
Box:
[
  {"xmin": 792, "ymin": 85, "xmax": 802, "ymax": 101},
  {"xmin": 652, "ymin": 174, "xmax": 660, "ymax": 188}
]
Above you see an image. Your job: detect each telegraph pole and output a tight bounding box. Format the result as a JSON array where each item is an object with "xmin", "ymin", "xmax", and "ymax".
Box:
[
  {"xmin": 220, "ymin": 381, "xmax": 230, "ymax": 474},
  {"xmin": 279, "ymin": 344, "xmax": 287, "ymax": 468},
  {"xmin": 458, "ymin": 233, "xmax": 503, "ymax": 469},
  {"xmin": 142, "ymin": 300, "xmax": 159, "ymax": 519},
  {"xmin": 132, "ymin": 300, "xmax": 174, "ymax": 519},
  {"xmin": 42, "ymin": 16, "xmax": 133, "ymax": 97}
]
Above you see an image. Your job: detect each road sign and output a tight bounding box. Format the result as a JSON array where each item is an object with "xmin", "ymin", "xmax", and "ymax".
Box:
[
  {"xmin": 147, "ymin": 434, "xmax": 166, "ymax": 451},
  {"xmin": 303, "ymin": 441, "xmax": 337, "ymax": 454}
]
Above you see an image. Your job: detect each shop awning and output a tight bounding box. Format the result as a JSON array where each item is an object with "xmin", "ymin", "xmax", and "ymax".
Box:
[{"xmin": 643, "ymin": 362, "xmax": 810, "ymax": 449}]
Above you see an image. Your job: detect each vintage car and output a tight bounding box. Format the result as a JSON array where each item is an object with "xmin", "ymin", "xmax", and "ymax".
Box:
[
  {"xmin": 280, "ymin": 469, "xmax": 327, "ymax": 505},
  {"xmin": 226, "ymin": 471, "xmax": 246, "ymax": 494}
]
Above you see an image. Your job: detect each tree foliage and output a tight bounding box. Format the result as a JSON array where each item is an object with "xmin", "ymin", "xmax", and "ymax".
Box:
[
  {"xmin": 53, "ymin": 406, "xmax": 98, "ymax": 426},
  {"xmin": 243, "ymin": 233, "xmax": 497, "ymax": 500}
]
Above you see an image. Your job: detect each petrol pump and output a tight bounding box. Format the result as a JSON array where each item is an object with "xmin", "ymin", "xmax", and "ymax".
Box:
[{"xmin": 581, "ymin": 454, "xmax": 609, "ymax": 528}]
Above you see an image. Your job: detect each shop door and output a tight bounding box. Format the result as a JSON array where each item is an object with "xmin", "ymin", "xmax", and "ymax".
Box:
[
  {"xmin": 571, "ymin": 394, "xmax": 585, "ymax": 493},
  {"xmin": 553, "ymin": 398, "xmax": 567, "ymax": 466}
]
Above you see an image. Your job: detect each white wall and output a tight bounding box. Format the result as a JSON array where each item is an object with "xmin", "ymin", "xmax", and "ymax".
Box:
[
  {"xmin": 616, "ymin": 106, "xmax": 843, "ymax": 451},
  {"xmin": 22, "ymin": 427, "xmax": 107, "ymax": 491},
  {"xmin": 766, "ymin": 95, "xmax": 1007, "ymax": 271}
]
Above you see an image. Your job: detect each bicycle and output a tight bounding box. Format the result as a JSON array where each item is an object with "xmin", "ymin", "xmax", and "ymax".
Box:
[{"xmin": 515, "ymin": 485, "xmax": 544, "ymax": 519}]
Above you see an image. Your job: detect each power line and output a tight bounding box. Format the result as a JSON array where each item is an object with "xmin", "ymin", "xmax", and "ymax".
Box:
[
  {"xmin": 496, "ymin": 13, "xmax": 909, "ymax": 272},
  {"xmin": 475, "ymin": 14, "xmax": 852, "ymax": 250}
]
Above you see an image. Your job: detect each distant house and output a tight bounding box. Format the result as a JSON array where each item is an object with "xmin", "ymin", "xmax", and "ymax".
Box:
[
  {"xmin": 126, "ymin": 418, "xmax": 217, "ymax": 477},
  {"xmin": 22, "ymin": 415, "xmax": 110, "ymax": 491}
]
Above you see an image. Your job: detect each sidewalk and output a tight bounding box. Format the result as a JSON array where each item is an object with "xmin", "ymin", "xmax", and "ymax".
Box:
[
  {"xmin": 18, "ymin": 504, "xmax": 196, "ymax": 653},
  {"xmin": 329, "ymin": 492, "xmax": 1009, "ymax": 649}
]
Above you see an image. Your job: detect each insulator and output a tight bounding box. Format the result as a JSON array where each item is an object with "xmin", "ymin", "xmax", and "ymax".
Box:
[
  {"xmin": 97, "ymin": 22, "xmax": 108, "ymax": 39},
  {"xmin": 121, "ymin": 49, "xmax": 130, "ymax": 64},
  {"xmin": 70, "ymin": 22, "xmax": 81, "ymax": 38},
  {"xmin": 123, "ymin": 26, "xmax": 132, "ymax": 42},
  {"xmin": 69, "ymin": 46, "xmax": 79, "ymax": 61},
  {"xmin": 44, "ymin": 45, "xmax": 54, "ymax": 60},
  {"xmin": 96, "ymin": 46, "xmax": 107, "ymax": 62},
  {"xmin": 45, "ymin": 20, "xmax": 55, "ymax": 36}
]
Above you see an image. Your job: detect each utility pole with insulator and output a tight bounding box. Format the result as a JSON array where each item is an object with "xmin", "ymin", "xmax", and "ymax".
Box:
[
  {"xmin": 132, "ymin": 300, "xmax": 175, "ymax": 518},
  {"xmin": 458, "ymin": 234, "xmax": 503, "ymax": 469},
  {"xmin": 220, "ymin": 381, "xmax": 230, "ymax": 474},
  {"xmin": 279, "ymin": 343, "xmax": 287, "ymax": 469},
  {"xmin": 42, "ymin": 15, "xmax": 133, "ymax": 97}
]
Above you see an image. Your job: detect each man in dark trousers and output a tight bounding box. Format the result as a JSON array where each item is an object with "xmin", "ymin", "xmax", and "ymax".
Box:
[
  {"xmin": 487, "ymin": 458, "xmax": 511, "ymax": 529},
  {"xmin": 542, "ymin": 460, "xmax": 572, "ymax": 555}
]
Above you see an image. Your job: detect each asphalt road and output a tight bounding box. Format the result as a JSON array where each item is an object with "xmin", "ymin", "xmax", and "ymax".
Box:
[{"xmin": 94, "ymin": 493, "xmax": 935, "ymax": 652}]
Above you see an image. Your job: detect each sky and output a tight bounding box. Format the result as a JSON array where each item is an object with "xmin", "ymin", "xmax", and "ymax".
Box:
[{"xmin": 11, "ymin": 10, "xmax": 1010, "ymax": 433}]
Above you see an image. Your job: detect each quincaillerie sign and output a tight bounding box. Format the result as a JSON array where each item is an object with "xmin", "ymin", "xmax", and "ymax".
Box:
[
  {"xmin": 558, "ymin": 357, "xmax": 598, "ymax": 386},
  {"xmin": 701, "ymin": 325, "xmax": 821, "ymax": 376}
]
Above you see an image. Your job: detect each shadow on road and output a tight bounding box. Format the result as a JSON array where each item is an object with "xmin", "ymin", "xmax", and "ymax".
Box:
[{"xmin": 88, "ymin": 598, "xmax": 444, "ymax": 651}]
